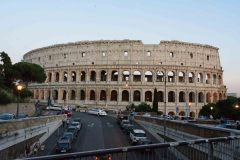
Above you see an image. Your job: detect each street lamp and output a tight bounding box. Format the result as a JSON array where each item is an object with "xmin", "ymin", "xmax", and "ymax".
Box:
[
  {"xmin": 235, "ymin": 105, "xmax": 239, "ymax": 109},
  {"xmin": 16, "ymin": 84, "xmax": 23, "ymax": 119},
  {"xmin": 163, "ymin": 68, "xmax": 167, "ymax": 142}
]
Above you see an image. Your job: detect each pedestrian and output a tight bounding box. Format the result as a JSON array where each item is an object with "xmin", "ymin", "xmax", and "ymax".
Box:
[
  {"xmin": 62, "ymin": 119, "xmax": 65, "ymax": 128},
  {"xmin": 25, "ymin": 144, "xmax": 30, "ymax": 157}
]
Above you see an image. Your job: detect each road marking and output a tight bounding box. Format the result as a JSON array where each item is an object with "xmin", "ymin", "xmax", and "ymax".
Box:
[
  {"xmin": 106, "ymin": 122, "xmax": 113, "ymax": 127},
  {"xmin": 88, "ymin": 123, "xmax": 94, "ymax": 127}
]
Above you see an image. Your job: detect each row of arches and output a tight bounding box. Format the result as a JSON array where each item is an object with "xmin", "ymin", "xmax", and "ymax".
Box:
[
  {"xmin": 34, "ymin": 89, "xmax": 225, "ymax": 103},
  {"xmin": 47, "ymin": 70, "xmax": 223, "ymax": 85}
]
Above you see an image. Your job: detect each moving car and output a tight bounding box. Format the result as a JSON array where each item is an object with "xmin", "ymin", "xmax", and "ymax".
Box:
[
  {"xmin": 117, "ymin": 114, "xmax": 129, "ymax": 124},
  {"xmin": 67, "ymin": 126, "xmax": 78, "ymax": 137},
  {"xmin": 0, "ymin": 113, "xmax": 15, "ymax": 121},
  {"xmin": 55, "ymin": 139, "xmax": 72, "ymax": 153},
  {"xmin": 120, "ymin": 120, "xmax": 130, "ymax": 129},
  {"xmin": 136, "ymin": 138, "xmax": 152, "ymax": 145},
  {"xmin": 62, "ymin": 132, "xmax": 74, "ymax": 143},
  {"xmin": 71, "ymin": 121, "xmax": 81, "ymax": 131},
  {"xmin": 130, "ymin": 129, "xmax": 147, "ymax": 144},
  {"xmin": 88, "ymin": 108, "xmax": 107, "ymax": 116}
]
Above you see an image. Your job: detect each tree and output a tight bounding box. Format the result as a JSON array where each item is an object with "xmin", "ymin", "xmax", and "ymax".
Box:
[
  {"xmin": 152, "ymin": 88, "xmax": 158, "ymax": 112},
  {"xmin": 13, "ymin": 62, "xmax": 46, "ymax": 87}
]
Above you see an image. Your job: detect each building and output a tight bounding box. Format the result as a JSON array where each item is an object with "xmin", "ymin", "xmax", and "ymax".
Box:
[{"xmin": 23, "ymin": 40, "xmax": 227, "ymax": 117}]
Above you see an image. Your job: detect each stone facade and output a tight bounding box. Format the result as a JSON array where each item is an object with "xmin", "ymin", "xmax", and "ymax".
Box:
[{"xmin": 23, "ymin": 40, "xmax": 227, "ymax": 117}]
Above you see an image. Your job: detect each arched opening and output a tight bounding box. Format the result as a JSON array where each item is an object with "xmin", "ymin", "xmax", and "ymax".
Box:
[
  {"xmin": 213, "ymin": 92, "xmax": 218, "ymax": 102},
  {"xmin": 219, "ymin": 93, "xmax": 222, "ymax": 100},
  {"xmin": 218, "ymin": 75, "xmax": 222, "ymax": 85},
  {"xmin": 178, "ymin": 72, "xmax": 185, "ymax": 83},
  {"xmin": 133, "ymin": 90, "xmax": 141, "ymax": 101},
  {"xmin": 188, "ymin": 72, "xmax": 194, "ymax": 83},
  {"xmin": 145, "ymin": 91, "xmax": 152, "ymax": 102},
  {"xmin": 100, "ymin": 70, "xmax": 107, "ymax": 81},
  {"xmin": 90, "ymin": 71, "xmax": 96, "ymax": 81},
  {"xmin": 40, "ymin": 90, "xmax": 44, "ymax": 99},
  {"xmin": 133, "ymin": 71, "xmax": 141, "ymax": 82},
  {"xmin": 80, "ymin": 71, "xmax": 86, "ymax": 81},
  {"xmin": 90, "ymin": 90, "xmax": 96, "ymax": 100},
  {"xmin": 100, "ymin": 90, "xmax": 106, "ymax": 101},
  {"xmin": 70, "ymin": 90, "xmax": 76, "ymax": 100},
  {"xmin": 179, "ymin": 111, "xmax": 185, "ymax": 116},
  {"xmin": 122, "ymin": 90, "xmax": 129, "ymax": 101},
  {"xmin": 206, "ymin": 73, "xmax": 211, "ymax": 84},
  {"xmin": 62, "ymin": 90, "xmax": 67, "ymax": 100},
  {"xmin": 48, "ymin": 72, "xmax": 52, "ymax": 82},
  {"xmin": 168, "ymin": 91, "xmax": 175, "ymax": 102},
  {"xmin": 122, "ymin": 71, "xmax": 130, "ymax": 81},
  {"xmin": 168, "ymin": 111, "xmax": 175, "ymax": 116},
  {"xmin": 53, "ymin": 90, "xmax": 58, "ymax": 100},
  {"xmin": 55, "ymin": 72, "xmax": 59, "ymax": 82},
  {"xmin": 156, "ymin": 71, "xmax": 164, "ymax": 82},
  {"xmin": 158, "ymin": 111, "xmax": 163, "ymax": 115},
  {"xmin": 206, "ymin": 92, "xmax": 211, "ymax": 103},
  {"xmin": 198, "ymin": 92, "xmax": 204, "ymax": 103},
  {"xmin": 167, "ymin": 71, "xmax": 175, "ymax": 82},
  {"xmin": 111, "ymin": 90, "xmax": 117, "ymax": 101},
  {"xmin": 157, "ymin": 91, "xmax": 164, "ymax": 102},
  {"xmin": 111, "ymin": 71, "xmax": 118, "ymax": 81},
  {"xmin": 71, "ymin": 71, "xmax": 76, "ymax": 82},
  {"xmin": 189, "ymin": 92, "xmax": 195, "ymax": 102},
  {"xmin": 190, "ymin": 112, "xmax": 195, "ymax": 118},
  {"xmin": 197, "ymin": 73, "xmax": 203, "ymax": 83},
  {"xmin": 35, "ymin": 90, "xmax": 39, "ymax": 99},
  {"xmin": 213, "ymin": 74, "xmax": 217, "ymax": 84},
  {"xmin": 63, "ymin": 71, "xmax": 68, "ymax": 82},
  {"xmin": 179, "ymin": 91, "xmax": 185, "ymax": 102},
  {"xmin": 145, "ymin": 71, "xmax": 153, "ymax": 82},
  {"xmin": 80, "ymin": 90, "xmax": 85, "ymax": 100}
]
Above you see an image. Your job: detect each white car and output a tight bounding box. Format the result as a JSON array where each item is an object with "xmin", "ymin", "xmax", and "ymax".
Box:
[
  {"xmin": 87, "ymin": 108, "xmax": 107, "ymax": 116},
  {"xmin": 130, "ymin": 129, "xmax": 147, "ymax": 144},
  {"xmin": 71, "ymin": 121, "xmax": 81, "ymax": 131}
]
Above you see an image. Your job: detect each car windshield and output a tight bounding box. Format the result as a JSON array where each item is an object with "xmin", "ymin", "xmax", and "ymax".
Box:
[{"xmin": 135, "ymin": 133, "xmax": 146, "ymax": 137}]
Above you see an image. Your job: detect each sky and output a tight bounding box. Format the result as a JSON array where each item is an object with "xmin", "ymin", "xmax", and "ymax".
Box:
[{"xmin": 0, "ymin": 0, "xmax": 239, "ymax": 93}]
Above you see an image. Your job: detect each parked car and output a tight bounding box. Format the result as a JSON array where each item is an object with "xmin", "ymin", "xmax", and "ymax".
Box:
[
  {"xmin": 130, "ymin": 129, "xmax": 147, "ymax": 144},
  {"xmin": 120, "ymin": 120, "xmax": 130, "ymax": 129},
  {"xmin": 136, "ymin": 138, "xmax": 152, "ymax": 145},
  {"xmin": 95, "ymin": 154, "xmax": 111, "ymax": 160},
  {"xmin": 67, "ymin": 126, "xmax": 78, "ymax": 137},
  {"xmin": 55, "ymin": 139, "xmax": 72, "ymax": 153},
  {"xmin": 71, "ymin": 121, "xmax": 81, "ymax": 131},
  {"xmin": 46, "ymin": 104, "xmax": 63, "ymax": 111},
  {"xmin": 62, "ymin": 132, "xmax": 74, "ymax": 143},
  {"xmin": 17, "ymin": 113, "xmax": 29, "ymax": 119},
  {"xmin": 142, "ymin": 113, "xmax": 151, "ymax": 117},
  {"xmin": 117, "ymin": 114, "xmax": 128, "ymax": 125},
  {"xmin": 88, "ymin": 108, "xmax": 107, "ymax": 116},
  {"xmin": 0, "ymin": 113, "xmax": 15, "ymax": 121},
  {"xmin": 124, "ymin": 125, "xmax": 139, "ymax": 135}
]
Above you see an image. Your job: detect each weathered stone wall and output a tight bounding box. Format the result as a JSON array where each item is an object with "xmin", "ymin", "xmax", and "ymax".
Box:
[{"xmin": 0, "ymin": 103, "xmax": 35, "ymax": 116}]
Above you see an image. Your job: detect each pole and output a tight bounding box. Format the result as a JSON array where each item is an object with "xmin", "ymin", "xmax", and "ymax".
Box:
[
  {"xmin": 16, "ymin": 91, "xmax": 19, "ymax": 119},
  {"xmin": 163, "ymin": 69, "xmax": 167, "ymax": 142}
]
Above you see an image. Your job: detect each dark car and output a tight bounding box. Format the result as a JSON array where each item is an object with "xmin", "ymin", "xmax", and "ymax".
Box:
[
  {"xmin": 0, "ymin": 113, "xmax": 15, "ymax": 121},
  {"xmin": 67, "ymin": 126, "xmax": 78, "ymax": 137},
  {"xmin": 136, "ymin": 138, "xmax": 152, "ymax": 145},
  {"xmin": 124, "ymin": 125, "xmax": 139, "ymax": 135},
  {"xmin": 117, "ymin": 114, "xmax": 128, "ymax": 125},
  {"xmin": 62, "ymin": 132, "xmax": 74, "ymax": 143},
  {"xmin": 95, "ymin": 154, "xmax": 111, "ymax": 160},
  {"xmin": 55, "ymin": 140, "xmax": 72, "ymax": 153}
]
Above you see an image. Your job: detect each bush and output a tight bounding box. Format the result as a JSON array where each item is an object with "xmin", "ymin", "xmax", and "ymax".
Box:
[{"xmin": 0, "ymin": 89, "xmax": 13, "ymax": 104}]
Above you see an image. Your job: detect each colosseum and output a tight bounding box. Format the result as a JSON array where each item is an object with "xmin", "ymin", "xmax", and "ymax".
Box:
[{"xmin": 23, "ymin": 40, "xmax": 227, "ymax": 117}]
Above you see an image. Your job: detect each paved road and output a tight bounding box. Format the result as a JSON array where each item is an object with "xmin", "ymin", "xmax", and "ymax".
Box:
[{"xmin": 35, "ymin": 112, "xmax": 160, "ymax": 159}]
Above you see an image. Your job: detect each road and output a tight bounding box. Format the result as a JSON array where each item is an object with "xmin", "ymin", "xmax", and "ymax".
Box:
[{"xmin": 35, "ymin": 112, "xmax": 160, "ymax": 159}]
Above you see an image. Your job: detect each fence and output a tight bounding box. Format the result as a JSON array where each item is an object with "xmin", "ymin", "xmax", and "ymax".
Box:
[{"xmin": 21, "ymin": 136, "xmax": 240, "ymax": 160}]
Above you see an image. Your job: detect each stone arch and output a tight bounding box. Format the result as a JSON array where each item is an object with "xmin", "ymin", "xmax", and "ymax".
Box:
[
  {"xmin": 110, "ymin": 90, "xmax": 118, "ymax": 101},
  {"xmin": 122, "ymin": 71, "xmax": 130, "ymax": 81},
  {"xmin": 111, "ymin": 70, "xmax": 118, "ymax": 81},
  {"xmin": 198, "ymin": 92, "xmax": 204, "ymax": 103},
  {"xmin": 100, "ymin": 90, "xmax": 106, "ymax": 101},
  {"xmin": 35, "ymin": 90, "xmax": 39, "ymax": 99},
  {"xmin": 80, "ymin": 90, "xmax": 85, "ymax": 100},
  {"xmin": 213, "ymin": 74, "xmax": 217, "ymax": 84},
  {"xmin": 62, "ymin": 90, "xmax": 67, "ymax": 100},
  {"xmin": 218, "ymin": 75, "xmax": 222, "ymax": 85},
  {"xmin": 63, "ymin": 71, "xmax": 68, "ymax": 82},
  {"xmin": 167, "ymin": 71, "xmax": 175, "ymax": 82},
  {"xmin": 168, "ymin": 111, "xmax": 175, "ymax": 116},
  {"xmin": 90, "ymin": 90, "xmax": 96, "ymax": 100},
  {"xmin": 188, "ymin": 72, "xmax": 194, "ymax": 83},
  {"xmin": 179, "ymin": 91, "xmax": 185, "ymax": 102},
  {"xmin": 53, "ymin": 90, "xmax": 58, "ymax": 100},
  {"xmin": 145, "ymin": 91, "xmax": 152, "ymax": 102},
  {"xmin": 48, "ymin": 72, "xmax": 52, "ymax": 82},
  {"xmin": 206, "ymin": 92, "xmax": 211, "ymax": 103},
  {"xmin": 219, "ymin": 93, "xmax": 223, "ymax": 100},
  {"xmin": 70, "ymin": 90, "xmax": 76, "ymax": 100},
  {"xmin": 90, "ymin": 71, "xmax": 96, "ymax": 81},
  {"xmin": 156, "ymin": 71, "xmax": 164, "ymax": 82},
  {"xmin": 71, "ymin": 71, "xmax": 76, "ymax": 82},
  {"xmin": 55, "ymin": 72, "xmax": 59, "ymax": 82},
  {"xmin": 145, "ymin": 71, "xmax": 153, "ymax": 82},
  {"xmin": 197, "ymin": 73, "xmax": 203, "ymax": 83},
  {"xmin": 157, "ymin": 91, "xmax": 164, "ymax": 102},
  {"xmin": 80, "ymin": 71, "xmax": 86, "ymax": 81},
  {"xmin": 133, "ymin": 71, "xmax": 141, "ymax": 82},
  {"xmin": 133, "ymin": 90, "xmax": 141, "ymax": 101},
  {"xmin": 100, "ymin": 70, "xmax": 107, "ymax": 81},
  {"xmin": 178, "ymin": 71, "xmax": 185, "ymax": 83},
  {"xmin": 206, "ymin": 73, "xmax": 211, "ymax": 84},
  {"xmin": 122, "ymin": 90, "xmax": 129, "ymax": 101},
  {"xmin": 179, "ymin": 111, "xmax": 185, "ymax": 116},
  {"xmin": 189, "ymin": 92, "xmax": 195, "ymax": 102},
  {"xmin": 40, "ymin": 90, "xmax": 44, "ymax": 99},
  {"xmin": 168, "ymin": 91, "xmax": 175, "ymax": 102},
  {"xmin": 213, "ymin": 92, "xmax": 218, "ymax": 102},
  {"xmin": 190, "ymin": 111, "xmax": 195, "ymax": 118}
]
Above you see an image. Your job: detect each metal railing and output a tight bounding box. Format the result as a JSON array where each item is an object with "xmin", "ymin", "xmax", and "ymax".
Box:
[{"xmin": 22, "ymin": 136, "xmax": 240, "ymax": 160}]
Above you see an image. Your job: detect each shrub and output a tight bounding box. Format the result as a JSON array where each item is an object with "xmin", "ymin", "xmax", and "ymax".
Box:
[{"xmin": 0, "ymin": 89, "xmax": 13, "ymax": 104}]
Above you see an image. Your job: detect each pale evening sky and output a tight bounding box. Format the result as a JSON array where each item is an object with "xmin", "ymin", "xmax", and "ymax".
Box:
[{"xmin": 0, "ymin": 0, "xmax": 239, "ymax": 93}]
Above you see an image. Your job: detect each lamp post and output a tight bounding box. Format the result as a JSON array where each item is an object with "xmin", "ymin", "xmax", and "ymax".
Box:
[
  {"xmin": 16, "ymin": 84, "xmax": 23, "ymax": 119},
  {"xmin": 163, "ymin": 68, "xmax": 167, "ymax": 142},
  {"xmin": 188, "ymin": 102, "xmax": 192, "ymax": 117},
  {"xmin": 210, "ymin": 106, "xmax": 213, "ymax": 119}
]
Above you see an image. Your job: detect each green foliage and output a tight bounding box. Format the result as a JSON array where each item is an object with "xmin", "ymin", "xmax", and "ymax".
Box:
[
  {"xmin": 126, "ymin": 102, "xmax": 152, "ymax": 112},
  {"xmin": 0, "ymin": 89, "xmax": 13, "ymax": 104},
  {"xmin": 152, "ymin": 88, "xmax": 158, "ymax": 112}
]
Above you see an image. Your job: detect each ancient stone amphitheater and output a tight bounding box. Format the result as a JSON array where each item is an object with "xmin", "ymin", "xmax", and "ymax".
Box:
[{"xmin": 23, "ymin": 40, "xmax": 227, "ymax": 117}]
